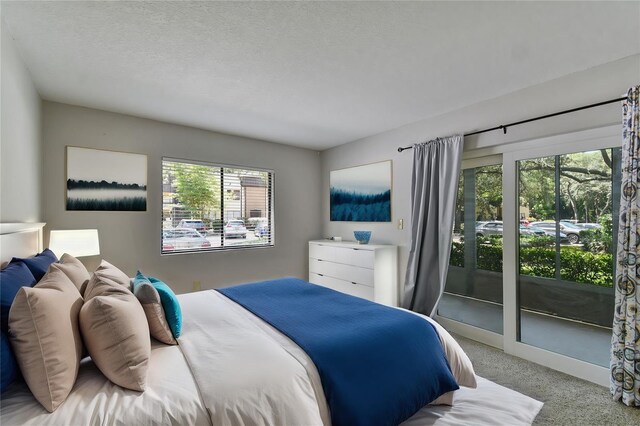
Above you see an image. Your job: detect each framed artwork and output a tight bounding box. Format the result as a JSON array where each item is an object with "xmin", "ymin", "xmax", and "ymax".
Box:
[
  {"xmin": 66, "ymin": 146, "xmax": 147, "ymax": 211},
  {"xmin": 330, "ymin": 160, "xmax": 392, "ymax": 222}
]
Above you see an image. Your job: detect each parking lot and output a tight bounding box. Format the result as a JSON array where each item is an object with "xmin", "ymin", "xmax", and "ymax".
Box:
[{"xmin": 205, "ymin": 232, "xmax": 267, "ymax": 247}]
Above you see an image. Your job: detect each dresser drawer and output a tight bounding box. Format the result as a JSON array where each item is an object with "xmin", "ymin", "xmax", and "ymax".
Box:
[
  {"xmin": 343, "ymin": 247, "xmax": 375, "ymax": 269},
  {"xmin": 309, "ymin": 273, "xmax": 374, "ymax": 301},
  {"xmin": 309, "ymin": 243, "xmax": 374, "ymax": 269},
  {"xmin": 309, "ymin": 258, "xmax": 374, "ymax": 287}
]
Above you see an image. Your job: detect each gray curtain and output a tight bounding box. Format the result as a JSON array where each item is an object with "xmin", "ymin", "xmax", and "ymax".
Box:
[{"xmin": 403, "ymin": 135, "xmax": 463, "ymax": 316}]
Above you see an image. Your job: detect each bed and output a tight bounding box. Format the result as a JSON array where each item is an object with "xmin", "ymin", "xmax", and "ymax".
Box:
[{"xmin": 0, "ymin": 223, "xmax": 543, "ymax": 425}]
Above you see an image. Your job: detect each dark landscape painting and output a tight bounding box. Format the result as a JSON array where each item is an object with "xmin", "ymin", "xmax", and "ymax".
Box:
[
  {"xmin": 66, "ymin": 147, "xmax": 147, "ymax": 211},
  {"xmin": 330, "ymin": 161, "xmax": 391, "ymax": 222}
]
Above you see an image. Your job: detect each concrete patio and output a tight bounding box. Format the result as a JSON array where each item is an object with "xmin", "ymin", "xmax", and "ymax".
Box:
[{"xmin": 438, "ymin": 292, "xmax": 612, "ymax": 367}]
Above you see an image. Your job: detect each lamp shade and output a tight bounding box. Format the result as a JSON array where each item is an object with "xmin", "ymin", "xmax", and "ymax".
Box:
[{"xmin": 49, "ymin": 229, "xmax": 100, "ymax": 258}]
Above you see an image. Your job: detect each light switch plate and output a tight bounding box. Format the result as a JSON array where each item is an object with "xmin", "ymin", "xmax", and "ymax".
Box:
[{"xmin": 398, "ymin": 219, "xmax": 404, "ymax": 230}]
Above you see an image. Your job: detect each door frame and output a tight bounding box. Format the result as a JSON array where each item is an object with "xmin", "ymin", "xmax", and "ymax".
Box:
[{"xmin": 436, "ymin": 124, "xmax": 619, "ymax": 387}]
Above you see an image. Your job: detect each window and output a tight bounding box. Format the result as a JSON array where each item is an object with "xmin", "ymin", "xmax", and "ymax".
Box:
[
  {"xmin": 439, "ymin": 163, "xmax": 504, "ymax": 334},
  {"xmin": 517, "ymin": 148, "xmax": 620, "ymax": 366},
  {"xmin": 162, "ymin": 158, "xmax": 274, "ymax": 254}
]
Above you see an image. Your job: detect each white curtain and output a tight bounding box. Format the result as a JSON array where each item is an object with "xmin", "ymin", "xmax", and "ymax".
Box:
[{"xmin": 403, "ymin": 135, "xmax": 463, "ymax": 316}]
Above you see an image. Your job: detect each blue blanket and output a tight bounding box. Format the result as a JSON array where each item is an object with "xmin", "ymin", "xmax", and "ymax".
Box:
[{"xmin": 217, "ymin": 278, "xmax": 458, "ymax": 426}]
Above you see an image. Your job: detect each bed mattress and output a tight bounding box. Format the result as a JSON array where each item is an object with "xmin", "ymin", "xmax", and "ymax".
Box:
[
  {"xmin": 0, "ymin": 290, "xmax": 542, "ymax": 425},
  {"xmin": 0, "ymin": 340, "xmax": 210, "ymax": 426}
]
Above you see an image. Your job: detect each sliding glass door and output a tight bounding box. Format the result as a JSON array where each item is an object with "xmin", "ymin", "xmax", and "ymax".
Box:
[
  {"xmin": 517, "ymin": 149, "xmax": 620, "ymax": 367},
  {"xmin": 439, "ymin": 160, "xmax": 503, "ymax": 335},
  {"xmin": 437, "ymin": 125, "xmax": 621, "ymax": 385}
]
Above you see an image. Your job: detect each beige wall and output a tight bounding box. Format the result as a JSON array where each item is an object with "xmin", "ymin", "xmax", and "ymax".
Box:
[
  {"xmin": 1, "ymin": 22, "xmax": 42, "ymax": 222},
  {"xmin": 42, "ymin": 102, "xmax": 322, "ymax": 294},
  {"xmin": 321, "ymin": 55, "xmax": 640, "ymax": 288},
  {"xmin": 244, "ymin": 186, "xmax": 267, "ymax": 218}
]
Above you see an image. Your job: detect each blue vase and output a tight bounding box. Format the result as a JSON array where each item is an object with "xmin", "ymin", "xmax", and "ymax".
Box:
[{"xmin": 353, "ymin": 231, "xmax": 372, "ymax": 244}]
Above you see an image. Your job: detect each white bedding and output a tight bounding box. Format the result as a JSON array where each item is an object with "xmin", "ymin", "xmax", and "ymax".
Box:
[
  {"xmin": 177, "ymin": 290, "xmax": 330, "ymax": 426},
  {"xmin": 179, "ymin": 290, "xmax": 543, "ymax": 426},
  {"xmin": 0, "ymin": 341, "xmax": 210, "ymax": 426},
  {"xmin": 403, "ymin": 377, "xmax": 543, "ymax": 425},
  {"xmin": 1, "ymin": 289, "xmax": 542, "ymax": 425}
]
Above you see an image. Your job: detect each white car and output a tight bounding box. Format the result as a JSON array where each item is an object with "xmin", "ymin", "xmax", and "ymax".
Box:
[
  {"xmin": 162, "ymin": 228, "xmax": 211, "ymax": 251},
  {"xmin": 224, "ymin": 220, "xmax": 247, "ymax": 239},
  {"xmin": 177, "ymin": 219, "xmax": 207, "ymax": 233}
]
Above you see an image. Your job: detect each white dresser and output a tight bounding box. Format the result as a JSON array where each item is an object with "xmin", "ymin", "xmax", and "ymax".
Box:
[{"xmin": 308, "ymin": 240, "xmax": 399, "ymax": 306}]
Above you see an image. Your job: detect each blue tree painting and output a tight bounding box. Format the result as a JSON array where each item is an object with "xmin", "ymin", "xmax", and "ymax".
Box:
[{"xmin": 330, "ymin": 161, "xmax": 391, "ymax": 222}]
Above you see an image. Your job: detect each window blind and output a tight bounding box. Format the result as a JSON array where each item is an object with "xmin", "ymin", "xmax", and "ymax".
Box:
[{"xmin": 162, "ymin": 158, "xmax": 274, "ymax": 254}]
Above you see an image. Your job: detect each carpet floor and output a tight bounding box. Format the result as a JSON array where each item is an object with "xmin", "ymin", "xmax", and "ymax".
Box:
[{"xmin": 455, "ymin": 335, "xmax": 640, "ymax": 425}]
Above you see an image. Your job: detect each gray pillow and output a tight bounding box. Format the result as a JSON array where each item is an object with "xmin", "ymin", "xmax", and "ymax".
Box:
[{"xmin": 133, "ymin": 279, "xmax": 176, "ymax": 345}]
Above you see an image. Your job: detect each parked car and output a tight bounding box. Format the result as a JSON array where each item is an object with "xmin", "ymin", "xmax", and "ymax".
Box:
[
  {"xmin": 247, "ymin": 217, "xmax": 267, "ymax": 231},
  {"xmin": 177, "ymin": 219, "xmax": 207, "ymax": 233},
  {"xmin": 579, "ymin": 223, "xmax": 602, "ymax": 230},
  {"xmin": 563, "ymin": 221, "xmax": 602, "ymax": 230},
  {"xmin": 476, "ymin": 221, "xmax": 503, "ymax": 237},
  {"xmin": 531, "ymin": 227, "xmax": 569, "ymax": 243},
  {"xmin": 162, "ymin": 228, "xmax": 211, "ymax": 251},
  {"xmin": 224, "ymin": 220, "xmax": 247, "ymax": 239},
  {"xmin": 254, "ymin": 221, "xmax": 269, "ymax": 237},
  {"xmin": 529, "ymin": 221, "xmax": 582, "ymax": 244},
  {"xmin": 520, "ymin": 225, "xmax": 546, "ymax": 236},
  {"xmin": 475, "ymin": 222, "xmax": 547, "ymax": 238}
]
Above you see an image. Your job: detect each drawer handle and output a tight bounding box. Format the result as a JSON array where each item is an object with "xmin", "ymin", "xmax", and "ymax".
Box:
[
  {"xmin": 351, "ymin": 282, "xmax": 357, "ymax": 285},
  {"xmin": 317, "ymin": 259, "xmax": 323, "ymax": 262},
  {"xmin": 318, "ymin": 274, "xmax": 324, "ymax": 277}
]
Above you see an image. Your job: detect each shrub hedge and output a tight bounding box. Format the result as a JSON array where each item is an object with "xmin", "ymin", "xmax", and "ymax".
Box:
[{"xmin": 450, "ymin": 238, "xmax": 613, "ymax": 287}]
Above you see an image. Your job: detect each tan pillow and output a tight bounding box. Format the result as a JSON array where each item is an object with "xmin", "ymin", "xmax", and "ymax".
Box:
[
  {"xmin": 8, "ymin": 268, "xmax": 84, "ymax": 412},
  {"xmin": 50, "ymin": 253, "xmax": 91, "ymax": 295},
  {"xmin": 80, "ymin": 273, "xmax": 150, "ymax": 391},
  {"xmin": 85, "ymin": 259, "xmax": 132, "ymax": 297},
  {"xmin": 133, "ymin": 279, "xmax": 176, "ymax": 345}
]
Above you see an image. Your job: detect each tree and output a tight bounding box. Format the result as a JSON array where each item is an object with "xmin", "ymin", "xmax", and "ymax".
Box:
[
  {"xmin": 518, "ymin": 150, "xmax": 615, "ymax": 222},
  {"xmin": 475, "ymin": 165, "xmax": 503, "ymax": 220},
  {"xmin": 173, "ymin": 163, "xmax": 220, "ymax": 219}
]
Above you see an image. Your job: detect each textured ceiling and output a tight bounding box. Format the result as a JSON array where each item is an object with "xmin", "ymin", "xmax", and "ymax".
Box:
[{"xmin": 1, "ymin": 1, "xmax": 639, "ymax": 150}]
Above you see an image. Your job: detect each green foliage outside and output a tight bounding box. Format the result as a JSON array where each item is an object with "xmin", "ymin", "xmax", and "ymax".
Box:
[
  {"xmin": 450, "ymin": 149, "xmax": 618, "ymax": 289},
  {"xmin": 581, "ymin": 214, "xmax": 614, "ymax": 253},
  {"xmin": 172, "ymin": 163, "xmax": 220, "ymax": 219},
  {"xmin": 519, "ymin": 150, "xmax": 616, "ymax": 223},
  {"xmin": 450, "ymin": 233, "xmax": 614, "ymax": 287}
]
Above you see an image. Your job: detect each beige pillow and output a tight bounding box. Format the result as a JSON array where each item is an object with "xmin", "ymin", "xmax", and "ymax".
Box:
[
  {"xmin": 8, "ymin": 268, "xmax": 84, "ymax": 412},
  {"xmin": 81, "ymin": 272, "xmax": 150, "ymax": 391},
  {"xmin": 85, "ymin": 259, "xmax": 132, "ymax": 296},
  {"xmin": 133, "ymin": 279, "xmax": 176, "ymax": 345},
  {"xmin": 50, "ymin": 253, "xmax": 91, "ymax": 295}
]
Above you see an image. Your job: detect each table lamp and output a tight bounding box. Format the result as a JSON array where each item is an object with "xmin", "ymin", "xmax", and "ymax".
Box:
[{"xmin": 49, "ymin": 229, "xmax": 100, "ymax": 258}]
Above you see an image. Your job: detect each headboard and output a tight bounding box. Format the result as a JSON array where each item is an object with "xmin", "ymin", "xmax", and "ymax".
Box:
[{"xmin": 0, "ymin": 223, "xmax": 45, "ymax": 266}]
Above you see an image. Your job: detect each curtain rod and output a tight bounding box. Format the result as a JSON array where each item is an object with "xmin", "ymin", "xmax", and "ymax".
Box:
[{"xmin": 397, "ymin": 96, "xmax": 628, "ymax": 152}]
